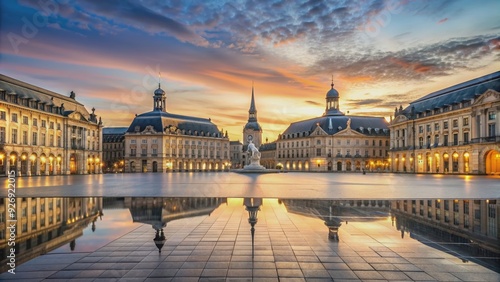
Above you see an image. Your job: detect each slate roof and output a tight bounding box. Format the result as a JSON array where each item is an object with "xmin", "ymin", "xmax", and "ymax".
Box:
[
  {"xmin": 244, "ymin": 121, "xmax": 262, "ymax": 131},
  {"xmin": 0, "ymin": 74, "xmax": 91, "ymax": 117},
  {"xmin": 282, "ymin": 115, "xmax": 389, "ymax": 137},
  {"xmin": 126, "ymin": 110, "xmax": 223, "ymax": 137},
  {"xmin": 401, "ymin": 71, "xmax": 500, "ymax": 116},
  {"xmin": 103, "ymin": 127, "xmax": 127, "ymax": 143}
]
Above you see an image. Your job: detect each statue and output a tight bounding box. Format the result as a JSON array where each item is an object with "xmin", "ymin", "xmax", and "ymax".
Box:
[
  {"xmin": 243, "ymin": 140, "xmax": 265, "ymax": 170},
  {"xmin": 247, "ymin": 141, "xmax": 261, "ymax": 160}
]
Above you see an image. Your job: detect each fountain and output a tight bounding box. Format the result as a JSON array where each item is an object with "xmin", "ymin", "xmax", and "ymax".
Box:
[{"xmin": 235, "ymin": 140, "xmax": 280, "ymax": 173}]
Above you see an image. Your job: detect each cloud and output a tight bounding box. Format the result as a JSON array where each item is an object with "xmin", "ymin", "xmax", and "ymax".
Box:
[
  {"xmin": 305, "ymin": 100, "xmax": 322, "ymax": 106},
  {"xmin": 438, "ymin": 18, "xmax": 448, "ymax": 24}
]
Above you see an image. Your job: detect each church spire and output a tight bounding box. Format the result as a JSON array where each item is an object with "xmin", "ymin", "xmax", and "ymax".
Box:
[{"xmin": 248, "ymin": 82, "xmax": 257, "ymax": 122}]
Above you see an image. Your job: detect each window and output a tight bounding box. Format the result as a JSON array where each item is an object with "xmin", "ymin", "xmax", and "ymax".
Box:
[
  {"xmin": 434, "ymin": 135, "xmax": 439, "ymax": 146},
  {"xmin": 488, "ymin": 123, "xmax": 496, "ymax": 137},
  {"xmin": 418, "ymin": 126, "xmax": 423, "ymax": 133},
  {"xmin": 11, "ymin": 129, "xmax": 17, "ymax": 144},
  {"xmin": 22, "ymin": 116, "xmax": 28, "ymax": 124},
  {"xmin": 41, "ymin": 120, "xmax": 46, "ymax": 128},
  {"xmin": 130, "ymin": 148, "xmax": 136, "ymax": 156},
  {"xmin": 49, "ymin": 121, "xmax": 54, "ymax": 129},
  {"xmin": 453, "ymin": 134, "xmax": 458, "ymax": 146},
  {"xmin": 41, "ymin": 133, "xmax": 46, "ymax": 146},
  {"xmin": 426, "ymin": 124, "xmax": 431, "ymax": 132},
  {"xmin": 57, "ymin": 136, "xmax": 61, "ymax": 147},
  {"xmin": 443, "ymin": 121, "xmax": 448, "ymax": 129},
  {"xmin": 11, "ymin": 113, "xmax": 18, "ymax": 123},
  {"xmin": 316, "ymin": 148, "xmax": 321, "ymax": 156},
  {"xmin": 463, "ymin": 132, "xmax": 469, "ymax": 144},
  {"xmin": 142, "ymin": 139, "xmax": 147, "ymax": 144},
  {"xmin": 463, "ymin": 117, "xmax": 469, "ymax": 126},
  {"xmin": 130, "ymin": 140, "xmax": 136, "ymax": 144},
  {"xmin": 453, "ymin": 119, "xmax": 458, "ymax": 127},
  {"xmin": 0, "ymin": 111, "xmax": 5, "ymax": 120},
  {"xmin": 32, "ymin": 132, "xmax": 37, "ymax": 145},
  {"xmin": 22, "ymin": 131, "xmax": 28, "ymax": 145},
  {"xmin": 316, "ymin": 139, "xmax": 321, "ymax": 145},
  {"xmin": 418, "ymin": 137, "xmax": 423, "ymax": 147},
  {"xmin": 488, "ymin": 112, "xmax": 496, "ymax": 120},
  {"xmin": 434, "ymin": 123, "xmax": 439, "ymax": 131},
  {"xmin": 49, "ymin": 134, "xmax": 54, "ymax": 146},
  {"xmin": 443, "ymin": 135, "xmax": 448, "ymax": 146},
  {"xmin": 33, "ymin": 118, "xmax": 38, "ymax": 126},
  {"xmin": 0, "ymin": 127, "xmax": 5, "ymax": 143},
  {"xmin": 152, "ymin": 139, "xmax": 158, "ymax": 144},
  {"xmin": 57, "ymin": 123, "xmax": 61, "ymax": 130}
]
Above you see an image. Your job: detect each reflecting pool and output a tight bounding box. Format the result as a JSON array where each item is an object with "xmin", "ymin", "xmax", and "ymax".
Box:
[{"xmin": 1, "ymin": 197, "xmax": 499, "ymax": 281}]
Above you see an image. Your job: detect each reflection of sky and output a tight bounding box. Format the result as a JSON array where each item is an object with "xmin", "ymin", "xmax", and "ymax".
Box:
[
  {"xmin": 50, "ymin": 209, "xmax": 142, "ymax": 253},
  {"xmin": 1, "ymin": 1, "xmax": 499, "ymax": 141}
]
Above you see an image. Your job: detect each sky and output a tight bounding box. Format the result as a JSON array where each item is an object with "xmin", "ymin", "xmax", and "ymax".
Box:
[{"xmin": 1, "ymin": 0, "xmax": 499, "ymax": 142}]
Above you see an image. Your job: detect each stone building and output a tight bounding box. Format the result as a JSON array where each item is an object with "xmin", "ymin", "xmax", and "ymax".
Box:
[
  {"xmin": 229, "ymin": 140, "xmax": 243, "ymax": 169},
  {"xmin": 389, "ymin": 71, "xmax": 500, "ymax": 174},
  {"xmin": 276, "ymin": 81, "xmax": 390, "ymax": 172},
  {"xmin": 124, "ymin": 82, "xmax": 230, "ymax": 173},
  {"xmin": 259, "ymin": 142, "xmax": 277, "ymax": 169},
  {"xmin": 0, "ymin": 74, "xmax": 103, "ymax": 176},
  {"xmin": 102, "ymin": 127, "xmax": 127, "ymax": 173}
]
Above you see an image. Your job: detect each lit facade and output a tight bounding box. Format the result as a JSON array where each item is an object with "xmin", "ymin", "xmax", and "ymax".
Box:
[
  {"xmin": 0, "ymin": 74, "xmax": 103, "ymax": 176},
  {"xmin": 229, "ymin": 140, "xmax": 243, "ymax": 168},
  {"xmin": 276, "ymin": 81, "xmax": 390, "ymax": 172},
  {"xmin": 103, "ymin": 127, "xmax": 127, "ymax": 173},
  {"xmin": 389, "ymin": 71, "xmax": 500, "ymax": 174},
  {"xmin": 124, "ymin": 83, "xmax": 230, "ymax": 172}
]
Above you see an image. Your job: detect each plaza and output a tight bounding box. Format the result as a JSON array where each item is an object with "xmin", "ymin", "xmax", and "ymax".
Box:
[{"xmin": 3, "ymin": 172, "xmax": 500, "ymax": 199}]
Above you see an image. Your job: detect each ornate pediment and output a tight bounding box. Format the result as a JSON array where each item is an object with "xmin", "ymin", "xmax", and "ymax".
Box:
[
  {"xmin": 393, "ymin": 114, "xmax": 409, "ymax": 124},
  {"xmin": 68, "ymin": 111, "xmax": 88, "ymax": 122},
  {"xmin": 142, "ymin": 125, "xmax": 157, "ymax": 134},
  {"xmin": 334, "ymin": 127, "xmax": 366, "ymax": 137},
  {"xmin": 472, "ymin": 89, "xmax": 500, "ymax": 106}
]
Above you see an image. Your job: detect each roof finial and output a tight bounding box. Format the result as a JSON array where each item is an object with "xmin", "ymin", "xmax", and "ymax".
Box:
[
  {"xmin": 331, "ymin": 74, "xmax": 334, "ymax": 88},
  {"xmin": 158, "ymin": 71, "xmax": 161, "ymax": 88}
]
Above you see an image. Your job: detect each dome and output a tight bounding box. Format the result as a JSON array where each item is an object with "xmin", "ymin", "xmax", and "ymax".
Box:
[
  {"xmin": 244, "ymin": 121, "xmax": 262, "ymax": 131},
  {"xmin": 326, "ymin": 85, "xmax": 339, "ymax": 98},
  {"xmin": 154, "ymin": 87, "xmax": 165, "ymax": 96}
]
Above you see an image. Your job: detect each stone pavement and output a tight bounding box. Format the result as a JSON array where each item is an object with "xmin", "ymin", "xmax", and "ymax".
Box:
[
  {"xmin": 1, "ymin": 198, "xmax": 498, "ymax": 281},
  {"xmin": 5, "ymin": 172, "xmax": 500, "ymax": 199}
]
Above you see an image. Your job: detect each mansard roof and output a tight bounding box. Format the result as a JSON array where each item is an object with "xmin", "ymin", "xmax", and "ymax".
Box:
[
  {"xmin": 402, "ymin": 71, "xmax": 500, "ymax": 116},
  {"xmin": 126, "ymin": 109, "xmax": 224, "ymax": 137},
  {"xmin": 282, "ymin": 115, "xmax": 389, "ymax": 138}
]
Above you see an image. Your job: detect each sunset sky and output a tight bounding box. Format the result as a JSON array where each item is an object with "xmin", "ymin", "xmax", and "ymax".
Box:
[{"xmin": 1, "ymin": 0, "xmax": 499, "ymax": 142}]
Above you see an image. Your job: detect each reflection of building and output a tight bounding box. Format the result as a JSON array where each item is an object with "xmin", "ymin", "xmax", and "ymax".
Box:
[
  {"xmin": 124, "ymin": 82, "xmax": 230, "ymax": 173},
  {"xmin": 391, "ymin": 199, "xmax": 499, "ymax": 254},
  {"xmin": 0, "ymin": 75, "xmax": 103, "ymax": 176},
  {"xmin": 102, "ymin": 127, "xmax": 127, "ymax": 173},
  {"xmin": 389, "ymin": 72, "xmax": 500, "ymax": 174},
  {"xmin": 230, "ymin": 140, "xmax": 243, "ymax": 168},
  {"xmin": 0, "ymin": 197, "xmax": 103, "ymax": 272},
  {"xmin": 276, "ymin": 80, "xmax": 390, "ymax": 172},
  {"xmin": 124, "ymin": 197, "xmax": 226, "ymax": 229}
]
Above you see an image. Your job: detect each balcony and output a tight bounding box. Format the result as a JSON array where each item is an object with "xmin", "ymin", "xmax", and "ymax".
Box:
[{"xmin": 471, "ymin": 136, "xmax": 500, "ymax": 144}]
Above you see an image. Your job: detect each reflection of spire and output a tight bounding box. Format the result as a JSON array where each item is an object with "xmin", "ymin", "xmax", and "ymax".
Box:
[
  {"xmin": 153, "ymin": 228, "xmax": 166, "ymax": 253},
  {"xmin": 244, "ymin": 198, "xmax": 262, "ymax": 259}
]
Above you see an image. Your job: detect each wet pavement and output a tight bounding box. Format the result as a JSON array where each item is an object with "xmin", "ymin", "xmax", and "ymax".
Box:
[{"xmin": 1, "ymin": 197, "xmax": 499, "ymax": 281}]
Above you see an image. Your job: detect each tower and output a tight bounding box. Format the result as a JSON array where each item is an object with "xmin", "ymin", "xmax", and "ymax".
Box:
[
  {"xmin": 153, "ymin": 75, "xmax": 166, "ymax": 112},
  {"xmin": 243, "ymin": 85, "xmax": 263, "ymax": 147},
  {"xmin": 324, "ymin": 77, "xmax": 343, "ymax": 116}
]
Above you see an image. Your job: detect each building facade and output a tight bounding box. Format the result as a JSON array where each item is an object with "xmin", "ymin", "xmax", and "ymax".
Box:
[
  {"xmin": 229, "ymin": 140, "xmax": 243, "ymax": 168},
  {"xmin": 124, "ymin": 83, "xmax": 230, "ymax": 173},
  {"xmin": 0, "ymin": 74, "xmax": 103, "ymax": 176},
  {"xmin": 276, "ymin": 81, "xmax": 390, "ymax": 172},
  {"xmin": 389, "ymin": 71, "xmax": 500, "ymax": 174},
  {"xmin": 259, "ymin": 142, "xmax": 277, "ymax": 169},
  {"xmin": 103, "ymin": 127, "xmax": 127, "ymax": 173}
]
